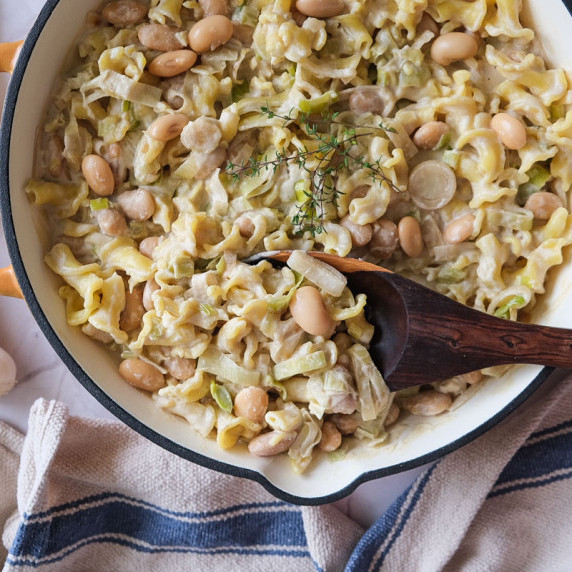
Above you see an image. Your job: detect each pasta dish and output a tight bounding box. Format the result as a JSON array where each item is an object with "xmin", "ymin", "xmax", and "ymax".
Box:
[{"xmin": 26, "ymin": 0, "xmax": 572, "ymax": 472}]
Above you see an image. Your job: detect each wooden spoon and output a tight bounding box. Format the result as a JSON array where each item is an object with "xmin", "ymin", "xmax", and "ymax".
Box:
[{"xmin": 246, "ymin": 250, "xmax": 572, "ymax": 392}]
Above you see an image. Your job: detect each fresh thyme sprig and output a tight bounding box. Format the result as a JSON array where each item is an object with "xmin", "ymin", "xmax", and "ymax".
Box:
[{"xmin": 224, "ymin": 106, "xmax": 401, "ymax": 236}]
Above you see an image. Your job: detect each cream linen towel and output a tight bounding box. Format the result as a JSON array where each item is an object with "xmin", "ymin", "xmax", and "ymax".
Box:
[{"xmin": 2, "ymin": 371, "xmax": 572, "ymax": 571}]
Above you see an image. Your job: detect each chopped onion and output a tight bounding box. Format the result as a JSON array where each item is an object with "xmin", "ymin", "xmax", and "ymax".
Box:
[
  {"xmin": 408, "ymin": 160, "xmax": 457, "ymax": 210},
  {"xmin": 273, "ymin": 351, "xmax": 327, "ymax": 381},
  {"xmin": 287, "ymin": 250, "xmax": 347, "ymax": 297},
  {"xmin": 386, "ymin": 122, "xmax": 419, "ymax": 161}
]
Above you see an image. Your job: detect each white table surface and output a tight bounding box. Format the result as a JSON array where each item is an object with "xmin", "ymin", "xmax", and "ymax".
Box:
[{"xmin": 0, "ymin": 0, "xmax": 427, "ymax": 528}]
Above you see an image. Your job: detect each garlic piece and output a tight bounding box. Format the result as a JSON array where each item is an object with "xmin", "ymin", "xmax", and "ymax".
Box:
[{"xmin": 0, "ymin": 347, "xmax": 17, "ymax": 395}]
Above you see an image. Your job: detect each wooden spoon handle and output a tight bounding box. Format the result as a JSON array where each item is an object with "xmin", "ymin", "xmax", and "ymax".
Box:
[
  {"xmin": 382, "ymin": 272, "xmax": 572, "ymax": 386},
  {"xmin": 456, "ymin": 316, "xmax": 572, "ymax": 371}
]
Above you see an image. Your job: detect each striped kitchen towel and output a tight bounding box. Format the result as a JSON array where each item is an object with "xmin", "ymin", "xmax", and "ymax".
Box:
[{"xmin": 1, "ymin": 371, "xmax": 571, "ymax": 571}]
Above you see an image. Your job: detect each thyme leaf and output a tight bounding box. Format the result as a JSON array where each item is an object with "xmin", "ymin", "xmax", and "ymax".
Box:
[{"xmin": 224, "ymin": 106, "xmax": 401, "ymax": 236}]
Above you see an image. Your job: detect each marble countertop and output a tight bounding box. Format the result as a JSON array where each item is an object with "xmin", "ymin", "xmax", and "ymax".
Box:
[{"xmin": 0, "ymin": 0, "xmax": 427, "ymax": 528}]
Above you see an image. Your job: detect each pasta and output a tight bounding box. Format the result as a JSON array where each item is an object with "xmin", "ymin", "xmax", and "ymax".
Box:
[{"xmin": 27, "ymin": 0, "xmax": 572, "ymax": 472}]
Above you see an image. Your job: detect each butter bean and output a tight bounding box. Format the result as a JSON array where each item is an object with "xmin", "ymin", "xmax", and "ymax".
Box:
[
  {"xmin": 289, "ymin": 286, "xmax": 333, "ymax": 337},
  {"xmin": 117, "ymin": 189, "xmax": 155, "ymax": 221},
  {"xmin": 96, "ymin": 209, "xmax": 127, "ymax": 236},
  {"xmin": 490, "ymin": 112, "xmax": 527, "ymax": 150},
  {"xmin": 164, "ymin": 356, "xmax": 196, "ymax": 380},
  {"xmin": 102, "ymin": 0, "xmax": 147, "ymax": 26},
  {"xmin": 405, "ymin": 390, "xmax": 452, "ymax": 416},
  {"xmin": 330, "ymin": 413, "xmax": 360, "ymax": 435},
  {"xmin": 398, "ymin": 216, "xmax": 424, "ymax": 258},
  {"xmin": 188, "ymin": 15, "xmax": 234, "ymax": 54},
  {"xmin": 143, "ymin": 279, "xmax": 160, "ymax": 311},
  {"xmin": 248, "ymin": 431, "xmax": 297, "ymax": 456},
  {"xmin": 139, "ymin": 236, "xmax": 159, "ymax": 259},
  {"xmin": 340, "ymin": 216, "xmax": 373, "ymax": 247},
  {"xmin": 296, "ymin": 0, "xmax": 345, "ymax": 18},
  {"xmin": 319, "ymin": 421, "xmax": 342, "ymax": 452},
  {"xmin": 149, "ymin": 49, "xmax": 197, "ymax": 77},
  {"xmin": 412, "ymin": 121, "xmax": 449, "ymax": 150},
  {"xmin": 443, "ymin": 213, "xmax": 475, "ymax": 244},
  {"xmin": 431, "ymin": 32, "xmax": 478, "ymax": 66},
  {"xmin": 234, "ymin": 386, "xmax": 269, "ymax": 423},
  {"xmin": 138, "ymin": 23, "xmax": 184, "ymax": 52},
  {"xmin": 120, "ymin": 285, "xmax": 145, "ymax": 332},
  {"xmin": 349, "ymin": 88, "xmax": 384, "ymax": 115},
  {"xmin": 81, "ymin": 154, "xmax": 115, "ymax": 196},
  {"xmin": 148, "ymin": 113, "xmax": 189, "ymax": 141},
  {"xmin": 369, "ymin": 219, "xmax": 398, "ymax": 259},
  {"xmin": 119, "ymin": 358, "xmax": 165, "ymax": 391},
  {"xmin": 525, "ymin": 191, "xmax": 563, "ymax": 220}
]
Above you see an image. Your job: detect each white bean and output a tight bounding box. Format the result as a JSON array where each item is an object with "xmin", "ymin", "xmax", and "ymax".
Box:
[
  {"xmin": 143, "ymin": 279, "xmax": 160, "ymax": 311},
  {"xmin": 149, "ymin": 50, "xmax": 197, "ymax": 78},
  {"xmin": 164, "ymin": 356, "xmax": 196, "ymax": 380},
  {"xmin": 431, "ymin": 32, "xmax": 478, "ymax": 66},
  {"xmin": 490, "ymin": 113, "xmax": 527, "ymax": 150},
  {"xmin": 96, "ymin": 209, "xmax": 127, "ymax": 236},
  {"xmin": 117, "ymin": 189, "xmax": 155, "ymax": 222},
  {"xmin": 289, "ymin": 286, "xmax": 333, "ymax": 337},
  {"xmin": 138, "ymin": 24, "xmax": 184, "ymax": 52},
  {"xmin": 525, "ymin": 191, "xmax": 563, "ymax": 220},
  {"xmin": 443, "ymin": 213, "xmax": 475, "ymax": 244},
  {"xmin": 412, "ymin": 121, "xmax": 449, "ymax": 150},
  {"xmin": 340, "ymin": 216, "xmax": 373, "ymax": 247},
  {"xmin": 119, "ymin": 358, "xmax": 165, "ymax": 391},
  {"xmin": 102, "ymin": 0, "xmax": 147, "ymax": 26},
  {"xmin": 82, "ymin": 154, "xmax": 115, "ymax": 196},
  {"xmin": 404, "ymin": 390, "xmax": 452, "ymax": 416},
  {"xmin": 188, "ymin": 15, "xmax": 234, "ymax": 54},
  {"xmin": 296, "ymin": 0, "xmax": 345, "ymax": 18},
  {"xmin": 148, "ymin": 113, "xmax": 189, "ymax": 142},
  {"xmin": 248, "ymin": 431, "xmax": 297, "ymax": 456},
  {"xmin": 139, "ymin": 236, "xmax": 159, "ymax": 259},
  {"xmin": 319, "ymin": 421, "xmax": 342, "ymax": 452},
  {"xmin": 234, "ymin": 386, "xmax": 269, "ymax": 423},
  {"xmin": 369, "ymin": 219, "xmax": 398, "ymax": 259},
  {"xmin": 120, "ymin": 285, "xmax": 145, "ymax": 332},
  {"xmin": 398, "ymin": 216, "xmax": 424, "ymax": 258}
]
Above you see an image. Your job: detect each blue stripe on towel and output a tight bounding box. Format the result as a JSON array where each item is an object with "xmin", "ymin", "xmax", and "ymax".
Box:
[
  {"xmin": 491, "ymin": 420, "xmax": 572, "ymax": 490},
  {"xmin": 345, "ymin": 463, "xmax": 438, "ymax": 572},
  {"xmin": 8, "ymin": 497, "xmax": 310, "ymax": 566}
]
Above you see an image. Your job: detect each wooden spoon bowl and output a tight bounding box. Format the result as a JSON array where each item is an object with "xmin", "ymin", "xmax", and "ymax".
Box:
[{"xmin": 246, "ymin": 251, "xmax": 572, "ymax": 392}]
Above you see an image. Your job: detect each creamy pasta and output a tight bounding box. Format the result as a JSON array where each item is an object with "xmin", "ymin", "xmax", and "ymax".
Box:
[{"xmin": 27, "ymin": 0, "xmax": 572, "ymax": 472}]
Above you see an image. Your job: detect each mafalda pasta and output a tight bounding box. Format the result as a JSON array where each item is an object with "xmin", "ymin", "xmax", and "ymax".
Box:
[{"xmin": 27, "ymin": 0, "xmax": 572, "ymax": 472}]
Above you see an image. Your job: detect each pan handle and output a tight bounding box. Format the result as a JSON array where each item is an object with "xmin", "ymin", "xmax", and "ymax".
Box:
[
  {"xmin": 0, "ymin": 266, "xmax": 23, "ymax": 298},
  {"xmin": 0, "ymin": 41, "xmax": 25, "ymax": 298},
  {"xmin": 0, "ymin": 41, "xmax": 23, "ymax": 74}
]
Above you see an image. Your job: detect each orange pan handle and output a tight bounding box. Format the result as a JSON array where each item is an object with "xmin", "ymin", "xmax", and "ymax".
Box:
[
  {"xmin": 0, "ymin": 41, "xmax": 25, "ymax": 298},
  {"xmin": 0, "ymin": 40, "xmax": 23, "ymax": 74},
  {"xmin": 0, "ymin": 266, "xmax": 23, "ymax": 298}
]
